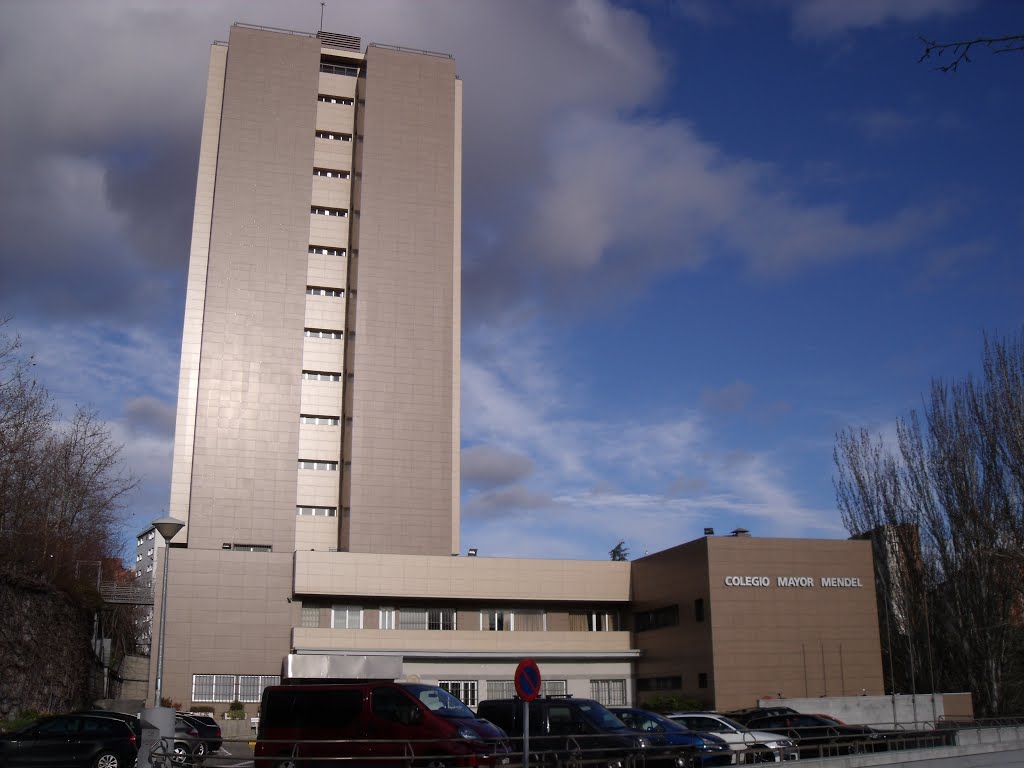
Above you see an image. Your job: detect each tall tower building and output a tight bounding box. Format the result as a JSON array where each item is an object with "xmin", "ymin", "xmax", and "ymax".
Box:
[{"xmin": 155, "ymin": 23, "xmax": 462, "ymax": 706}]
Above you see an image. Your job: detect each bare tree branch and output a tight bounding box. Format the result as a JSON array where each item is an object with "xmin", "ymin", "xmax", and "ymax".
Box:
[{"xmin": 918, "ymin": 33, "xmax": 1024, "ymax": 72}]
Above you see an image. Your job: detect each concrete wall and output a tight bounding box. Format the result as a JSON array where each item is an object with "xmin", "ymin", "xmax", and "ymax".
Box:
[{"xmin": 760, "ymin": 694, "xmax": 947, "ymax": 728}]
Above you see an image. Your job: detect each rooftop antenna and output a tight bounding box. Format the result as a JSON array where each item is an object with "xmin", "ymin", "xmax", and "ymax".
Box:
[{"xmin": 319, "ymin": 2, "xmax": 325, "ymax": 32}]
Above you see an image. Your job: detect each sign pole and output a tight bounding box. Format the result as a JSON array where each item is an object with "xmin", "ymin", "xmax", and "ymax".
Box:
[
  {"xmin": 523, "ymin": 700, "xmax": 530, "ymax": 768},
  {"xmin": 514, "ymin": 658, "xmax": 542, "ymax": 768}
]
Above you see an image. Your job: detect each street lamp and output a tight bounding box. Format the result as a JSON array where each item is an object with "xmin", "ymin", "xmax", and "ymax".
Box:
[{"xmin": 152, "ymin": 516, "xmax": 185, "ymax": 707}]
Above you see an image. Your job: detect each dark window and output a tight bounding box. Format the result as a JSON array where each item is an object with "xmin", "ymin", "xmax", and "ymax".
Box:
[
  {"xmin": 372, "ymin": 686, "xmax": 419, "ymax": 725},
  {"xmin": 698, "ymin": 673, "xmax": 708, "ymax": 689},
  {"xmin": 637, "ymin": 676, "xmax": 682, "ymax": 692},
  {"xmin": 634, "ymin": 605, "xmax": 679, "ymax": 632},
  {"xmin": 263, "ymin": 688, "xmax": 362, "ymax": 729},
  {"xmin": 694, "ymin": 598, "xmax": 705, "ymax": 622}
]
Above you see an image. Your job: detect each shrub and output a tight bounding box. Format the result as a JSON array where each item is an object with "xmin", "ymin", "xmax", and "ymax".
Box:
[{"xmin": 226, "ymin": 700, "xmax": 246, "ymax": 719}]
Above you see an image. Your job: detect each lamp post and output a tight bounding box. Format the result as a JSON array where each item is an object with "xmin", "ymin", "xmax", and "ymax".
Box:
[{"xmin": 152, "ymin": 516, "xmax": 185, "ymax": 707}]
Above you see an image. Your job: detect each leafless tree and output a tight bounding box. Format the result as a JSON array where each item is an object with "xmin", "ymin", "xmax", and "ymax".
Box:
[
  {"xmin": 918, "ymin": 33, "xmax": 1024, "ymax": 72},
  {"xmin": 835, "ymin": 333, "xmax": 1024, "ymax": 716}
]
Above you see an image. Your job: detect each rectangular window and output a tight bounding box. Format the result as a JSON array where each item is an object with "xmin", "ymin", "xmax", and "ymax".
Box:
[
  {"xmin": 300, "ymin": 415, "xmax": 340, "ymax": 425},
  {"xmin": 379, "ymin": 607, "xmax": 396, "ymax": 630},
  {"xmin": 311, "ymin": 205, "xmax": 348, "ymax": 216},
  {"xmin": 482, "ymin": 609, "xmax": 509, "ymax": 631},
  {"xmin": 301, "ymin": 606, "xmax": 321, "ymax": 628},
  {"xmin": 308, "ymin": 245, "xmax": 346, "ymax": 256},
  {"xmin": 315, "ymin": 130, "xmax": 352, "ymax": 142},
  {"xmin": 438, "ymin": 680, "xmax": 478, "ymax": 708},
  {"xmin": 231, "ymin": 544, "xmax": 272, "ymax": 552},
  {"xmin": 312, "ymin": 168, "xmax": 351, "ymax": 180},
  {"xmin": 698, "ymin": 673, "xmax": 708, "ymax": 689},
  {"xmin": 302, "ymin": 371, "xmax": 342, "ymax": 382},
  {"xmin": 306, "ymin": 286, "xmax": 345, "ymax": 297},
  {"xmin": 304, "ymin": 328, "xmax": 344, "ymax": 339},
  {"xmin": 486, "ymin": 680, "xmax": 515, "ymax": 699},
  {"xmin": 319, "ymin": 62, "xmax": 359, "ymax": 77},
  {"xmin": 569, "ymin": 610, "xmax": 619, "ymax": 631},
  {"xmin": 238, "ymin": 675, "xmax": 281, "ymax": 703},
  {"xmin": 637, "ymin": 677, "xmax": 682, "ymax": 692},
  {"xmin": 398, "ymin": 607, "xmax": 455, "ymax": 630},
  {"xmin": 296, "ymin": 506, "xmax": 337, "ymax": 517},
  {"xmin": 515, "ymin": 609, "xmax": 545, "ymax": 631},
  {"xmin": 318, "ymin": 94, "xmax": 354, "ymax": 105},
  {"xmin": 694, "ymin": 599, "xmax": 705, "ymax": 622},
  {"xmin": 192, "ymin": 674, "xmax": 236, "ymax": 703},
  {"xmin": 590, "ymin": 679, "xmax": 626, "ymax": 706},
  {"xmin": 298, "ymin": 459, "xmax": 338, "ymax": 471},
  {"xmin": 332, "ymin": 605, "xmax": 363, "ymax": 629},
  {"xmin": 635, "ymin": 605, "xmax": 680, "ymax": 632}
]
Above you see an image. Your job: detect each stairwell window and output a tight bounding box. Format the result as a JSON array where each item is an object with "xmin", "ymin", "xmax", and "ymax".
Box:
[
  {"xmin": 309, "ymin": 245, "xmax": 346, "ymax": 256},
  {"xmin": 315, "ymin": 130, "xmax": 352, "ymax": 141},
  {"xmin": 318, "ymin": 94, "xmax": 354, "ymax": 105},
  {"xmin": 306, "ymin": 287, "xmax": 344, "ymax": 297},
  {"xmin": 298, "ymin": 459, "xmax": 338, "ymax": 471},
  {"xmin": 311, "ymin": 206, "xmax": 347, "ymax": 217},
  {"xmin": 304, "ymin": 328, "xmax": 343, "ymax": 339},
  {"xmin": 302, "ymin": 371, "xmax": 341, "ymax": 382},
  {"xmin": 313, "ymin": 168, "xmax": 350, "ymax": 179},
  {"xmin": 296, "ymin": 506, "xmax": 337, "ymax": 516},
  {"xmin": 300, "ymin": 415, "xmax": 340, "ymax": 425}
]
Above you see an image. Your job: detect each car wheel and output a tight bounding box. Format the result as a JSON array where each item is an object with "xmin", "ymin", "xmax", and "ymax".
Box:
[
  {"xmin": 744, "ymin": 746, "xmax": 773, "ymax": 763},
  {"xmin": 172, "ymin": 743, "xmax": 191, "ymax": 764},
  {"xmin": 564, "ymin": 737, "xmax": 584, "ymax": 768},
  {"xmin": 94, "ymin": 752, "xmax": 121, "ymax": 768},
  {"xmin": 195, "ymin": 741, "xmax": 208, "ymax": 759},
  {"xmin": 423, "ymin": 761, "xmax": 449, "ymax": 768}
]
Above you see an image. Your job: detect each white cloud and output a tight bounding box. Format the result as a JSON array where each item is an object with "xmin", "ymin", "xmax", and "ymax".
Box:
[
  {"xmin": 461, "ymin": 324, "xmax": 842, "ymax": 557},
  {"xmin": 788, "ymin": 0, "xmax": 976, "ymax": 38}
]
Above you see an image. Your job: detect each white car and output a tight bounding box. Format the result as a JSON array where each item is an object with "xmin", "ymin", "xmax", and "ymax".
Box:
[{"xmin": 665, "ymin": 712, "xmax": 800, "ymax": 763}]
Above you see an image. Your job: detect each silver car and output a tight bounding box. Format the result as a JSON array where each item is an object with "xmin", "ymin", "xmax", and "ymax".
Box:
[{"xmin": 665, "ymin": 712, "xmax": 799, "ymax": 763}]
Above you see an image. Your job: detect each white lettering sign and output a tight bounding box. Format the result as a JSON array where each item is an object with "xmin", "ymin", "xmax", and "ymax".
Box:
[
  {"xmin": 724, "ymin": 575, "xmax": 771, "ymax": 587},
  {"xmin": 776, "ymin": 576, "xmax": 814, "ymax": 587},
  {"xmin": 819, "ymin": 577, "xmax": 863, "ymax": 588},
  {"xmin": 723, "ymin": 576, "xmax": 864, "ymax": 588}
]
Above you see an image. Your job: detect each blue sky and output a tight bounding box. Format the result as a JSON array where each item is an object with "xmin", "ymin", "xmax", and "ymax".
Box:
[{"xmin": 1, "ymin": 0, "xmax": 1022, "ymax": 561}]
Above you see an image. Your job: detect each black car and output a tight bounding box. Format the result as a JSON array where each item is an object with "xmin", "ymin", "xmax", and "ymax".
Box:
[
  {"xmin": 78, "ymin": 710, "xmax": 202, "ymax": 765},
  {"xmin": 477, "ymin": 697, "xmax": 692, "ymax": 768},
  {"xmin": 179, "ymin": 714, "xmax": 223, "ymax": 755},
  {"xmin": 744, "ymin": 713, "xmax": 883, "ymax": 758},
  {"xmin": 0, "ymin": 713, "xmax": 138, "ymax": 768},
  {"xmin": 723, "ymin": 707, "xmax": 799, "ymax": 727}
]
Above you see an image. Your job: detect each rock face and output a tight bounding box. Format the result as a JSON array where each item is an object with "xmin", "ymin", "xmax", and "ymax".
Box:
[{"xmin": 0, "ymin": 572, "xmax": 94, "ymax": 719}]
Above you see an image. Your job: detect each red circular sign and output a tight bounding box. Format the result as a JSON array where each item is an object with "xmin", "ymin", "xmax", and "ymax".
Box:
[{"xmin": 514, "ymin": 658, "xmax": 542, "ymax": 701}]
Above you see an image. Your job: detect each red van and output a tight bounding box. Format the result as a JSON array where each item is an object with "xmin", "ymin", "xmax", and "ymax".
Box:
[{"xmin": 254, "ymin": 682, "xmax": 511, "ymax": 768}]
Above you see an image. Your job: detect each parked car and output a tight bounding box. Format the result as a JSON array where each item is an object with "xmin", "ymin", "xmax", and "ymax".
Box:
[
  {"xmin": 478, "ymin": 697, "xmax": 691, "ymax": 768},
  {"xmin": 743, "ymin": 714, "xmax": 883, "ymax": 758},
  {"xmin": 255, "ymin": 682, "xmax": 511, "ymax": 768},
  {"xmin": 723, "ymin": 708, "xmax": 799, "ymax": 727},
  {"xmin": 179, "ymin": 714, "xmax": 223, "ymax": 756},
  {"xmin": 173, "ymin": 716, "xmax": 205, "ymax": 763},
  {"xmin": 77, "ymin": 710, "xmax": 202, "ymax": 764},
  {"xmin": 610, "ymin": 708, "xmax": 734, "ymax": 767},
  {"xmin": 0, "ymin": 713, "xmax": 138, "ymax": 768},
  {"xmin": 664, "ymin": 712, "xmax": 799, "ymax": 763}
]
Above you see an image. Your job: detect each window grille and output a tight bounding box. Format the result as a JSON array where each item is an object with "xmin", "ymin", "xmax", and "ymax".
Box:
[
  {"xmin": 438, "ymin": 680, "xmax": 478, "ymax": 707},
  {"xmin": 238, "ymin": 674, "xmax": 280, "ymax": 703},
  {"xmin": 192, "ymin": 674, "xmax": 236, "ymax": 702},
  {"xmin": 590, "ymin": 679, "xmax": 626, "ymax": 706}
]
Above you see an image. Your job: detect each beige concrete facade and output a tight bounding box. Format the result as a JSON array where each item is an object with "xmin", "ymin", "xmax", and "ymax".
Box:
[
  {"xmin": 156, "ymin": 23, "xmax": 884, "ymax": 719},
  {"xmin": 631, "ymin": 535, "xmax": 884, "ymax": 711}
]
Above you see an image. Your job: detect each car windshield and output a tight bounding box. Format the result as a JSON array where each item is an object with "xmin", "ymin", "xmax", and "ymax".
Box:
[
  {"xmin": 577, "ymin": 701, "xmax": 629, "ymax": 731},
  {"xmin": 712, "ymin": 716, "xmax": 745, "ymax": 731},
  {"xmin": 406, "ymin": 684, "xmax": 476, "ymax": 719}
]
